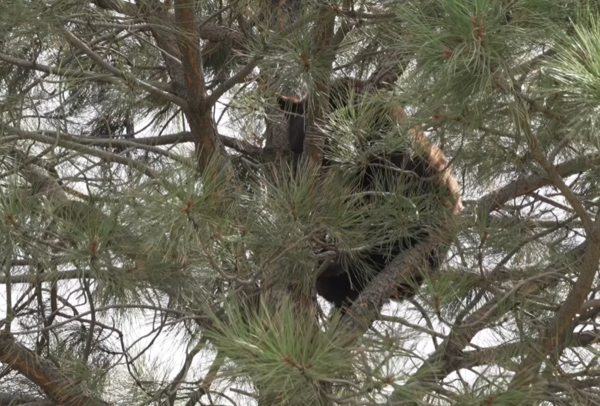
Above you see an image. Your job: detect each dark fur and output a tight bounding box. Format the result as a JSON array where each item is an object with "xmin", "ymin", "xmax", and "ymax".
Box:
[
  {"xmin": 277, "ymin": 83, "xmax": 462, "ymax": 311},
  {"xmin": 316, "ymin": 151, "xmax": 459, "ymax": 309},
  {"xmin": 277, "ymin": 96, "xmax": 306, "ymax": 155},
  {"xmin": 277, "ymin": 78, "xmax": 366, "ymax": 155}
]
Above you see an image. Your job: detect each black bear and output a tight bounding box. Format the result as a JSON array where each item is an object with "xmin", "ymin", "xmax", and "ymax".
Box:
[
  {"xmin": 277, "ymin": 95, "xmax": 307, "ymax": 155},
  {"xmin": 277, "ymin": 82, "xmax": 462, "ymax": 311},
  {"xmin": 277, "ymin": 77, "xmax": 365, "ymax": 156}
]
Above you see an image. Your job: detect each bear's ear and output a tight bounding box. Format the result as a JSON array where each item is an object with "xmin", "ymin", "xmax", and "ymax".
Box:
[{"xmin": 277, "ymin": 95, "xmax": 305, "ymax": 115}]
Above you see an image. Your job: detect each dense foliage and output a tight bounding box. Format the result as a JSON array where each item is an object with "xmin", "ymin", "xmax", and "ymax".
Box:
[{"xmin": 0, "ymin": 0, "xmax": 600, "ymax": 405}]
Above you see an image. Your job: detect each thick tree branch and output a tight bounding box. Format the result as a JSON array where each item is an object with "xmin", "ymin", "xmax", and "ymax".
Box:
[
  {"xmin": 174, "ymin": 0, "xmax": 207, "ymax": 106},
  {"xmin": 477, "ymin": 153, "xmax": 600, "ymax": 214},
  {"xmin": 0, "ymin": 333, "xmax": 109, "ymax": 406},
  {"xmin": 173, "ymin": 0, "xmax": 221, "ymax": 170},
  {"xmin": 340, "ymin": 237, "xmax": 441, "ymax": 335}
]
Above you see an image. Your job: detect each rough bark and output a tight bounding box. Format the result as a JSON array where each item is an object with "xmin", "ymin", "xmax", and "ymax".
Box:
[{"xmin": 0, "ymin": 334, "xmax": 109, "ymax": 406}]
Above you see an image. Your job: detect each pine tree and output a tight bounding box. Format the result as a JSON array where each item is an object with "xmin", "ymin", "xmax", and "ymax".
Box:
[{"xmin": 0, "ymin": 0, "xmax": 600, "ymax": 405}]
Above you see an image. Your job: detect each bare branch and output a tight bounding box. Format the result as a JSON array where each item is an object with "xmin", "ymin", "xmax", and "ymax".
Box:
[{"xmin": 1, "ymin": 125, "xmax": 158, "ymax": 178}]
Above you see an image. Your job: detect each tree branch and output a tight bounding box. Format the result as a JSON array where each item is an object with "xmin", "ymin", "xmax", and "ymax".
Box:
[
  {"xmin": 0, "ymin": 333, "xmax": 109, "ymax": 406},
  {"xmin": 92, "ymin": 0, "xmax": 246, "ymax": 49},
  {"xmin": 60, "ymin": 29, "xmax": 187, "ymax": 107},
  {"xmin": 173, "ymin": 0, "xmax": 221, "ymax": 170},
  {"xmin": 1, "ymin": 125, "xmax": 158, "ymax": 178},
  {"xmin": 510, "ymin": 215, "xmax": 600, "ymax": 389},
  {"xmin": 0, "ymin": 52, "xmax": 183, "ymax": 107},
  {"xmin": 477, "ymin": 153, "xmax": 600, "ymax": 214},
  {"xmin": 389, "ymin": 243, "xmax": 587, "ymax": 404},
  {"xmin": 454, "ymin": 328, "xmax": 600, "ymax": 373},
  {"xmin": 205, "ymin": 56, "xmax": 260, "ymax": 108}
]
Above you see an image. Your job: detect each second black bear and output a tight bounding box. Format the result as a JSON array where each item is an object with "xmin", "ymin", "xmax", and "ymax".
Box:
[{"xmin": 277, "ymin": 85, "xmax": 462, "ymax": 311}]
